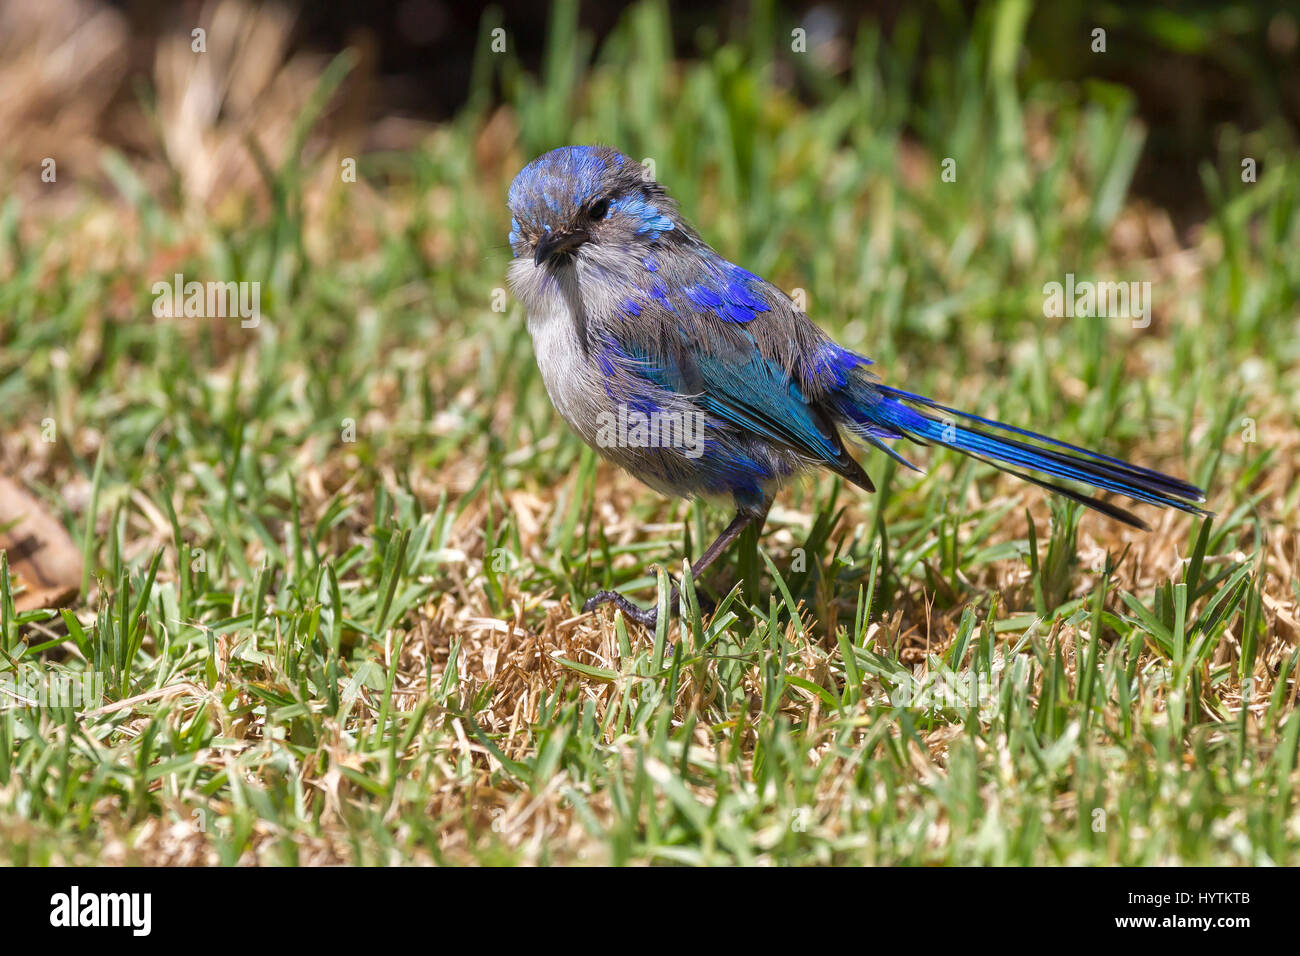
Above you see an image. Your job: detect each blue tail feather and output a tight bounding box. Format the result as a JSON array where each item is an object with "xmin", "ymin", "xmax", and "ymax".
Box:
[{"xmin": 832, "ymin": 384, "xmax": 1209, "ymax": 529}]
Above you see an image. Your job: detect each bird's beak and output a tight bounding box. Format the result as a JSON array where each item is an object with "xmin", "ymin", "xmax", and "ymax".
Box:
[{"xmin": 534, "ymin": 229, "xmax": 590, "ymax": 266}]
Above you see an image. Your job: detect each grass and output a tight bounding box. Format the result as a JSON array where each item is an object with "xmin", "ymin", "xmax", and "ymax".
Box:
[{"xmin": 1, "ymin": 0, "xmax": 1298, "ymax": 864}]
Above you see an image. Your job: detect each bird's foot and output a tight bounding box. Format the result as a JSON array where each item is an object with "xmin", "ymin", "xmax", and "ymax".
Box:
[
  {"xmin": 581, "ymin": 580, "xmax": 716, "ymax": 630},
  {"xmin": 582, "ymin": 588, "xmax": 672, "ymax": 629}
]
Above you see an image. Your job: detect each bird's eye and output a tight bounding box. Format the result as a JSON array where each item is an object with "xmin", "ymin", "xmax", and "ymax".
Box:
[{"xmin": 589, "ymin": 197, "xmax": 611, "ymax": 220}]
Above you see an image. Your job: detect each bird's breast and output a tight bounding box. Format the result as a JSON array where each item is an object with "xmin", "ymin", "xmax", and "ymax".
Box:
[
  {"xmin": 508, "ymin": 259, "xmax": 606, "ymax": 441},
  {"xmin": 526, "ymin": 302, "xmax": 606, "ymax": 440}
]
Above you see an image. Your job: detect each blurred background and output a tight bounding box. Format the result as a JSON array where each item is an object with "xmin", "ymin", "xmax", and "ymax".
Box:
[{"xmin": 4, "ymin": 0, "xmax": 1298, "ymax": 220}]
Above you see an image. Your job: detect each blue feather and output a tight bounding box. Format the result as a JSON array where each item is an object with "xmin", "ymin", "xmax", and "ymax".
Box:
[
  {"xmin": 616, "ymin": 332, "xmax": 871, "ymax": 492},
  {"xmin": 831, "ymin": 381, "xmax": 1208, "ymax": 528}
]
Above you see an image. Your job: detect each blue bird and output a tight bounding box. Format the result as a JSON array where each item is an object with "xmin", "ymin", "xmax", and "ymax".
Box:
[{"xmin": 506, "ymin": 145, "xmax": 1209, "ymax": 628}]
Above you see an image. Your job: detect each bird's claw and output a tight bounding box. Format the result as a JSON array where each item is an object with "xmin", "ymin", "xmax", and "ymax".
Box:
[
  {"xmin": 582, "ymin": 589, "xmax": 663, "ymax": 629},
  {"xmin": 581, "ymin": 580, "xmax": 716, "ymax": 630}
]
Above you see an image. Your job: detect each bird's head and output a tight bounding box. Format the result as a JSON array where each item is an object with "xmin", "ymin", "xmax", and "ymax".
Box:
[{"xmin": 507, "ymin": 145, "xmax": 680, "ymax": 268}]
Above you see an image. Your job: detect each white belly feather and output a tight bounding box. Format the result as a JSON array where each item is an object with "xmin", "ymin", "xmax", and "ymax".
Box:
[{"xmin": 508, "ymin": 257, "xmax": 606, "ymax": 445}]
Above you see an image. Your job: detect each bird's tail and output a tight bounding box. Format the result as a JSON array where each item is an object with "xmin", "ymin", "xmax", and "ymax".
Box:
[{"xmin": 831, "ymin": 383, "xmax": 1209, "ymax": 529}]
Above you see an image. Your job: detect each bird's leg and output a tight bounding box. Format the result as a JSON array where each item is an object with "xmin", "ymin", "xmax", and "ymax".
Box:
[{"xmin": 583, "ymin": 507, "xmax": 768, "ymax": 629}]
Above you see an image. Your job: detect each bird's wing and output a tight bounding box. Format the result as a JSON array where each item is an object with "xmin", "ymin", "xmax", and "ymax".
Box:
[{"xmin": 595, "ymin": 250, "xmax": 875, "ymax": 492}]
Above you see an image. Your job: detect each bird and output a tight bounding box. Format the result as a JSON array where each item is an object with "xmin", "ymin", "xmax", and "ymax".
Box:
[{"xmin": 505, "ymin": 144, "xmax": 1208, "ymax": 629}]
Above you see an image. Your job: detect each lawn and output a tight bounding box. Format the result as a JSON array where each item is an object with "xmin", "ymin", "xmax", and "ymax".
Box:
[{"xmin": 1, "ymin": 0, "xmax": 1298, "ymax": 865}]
